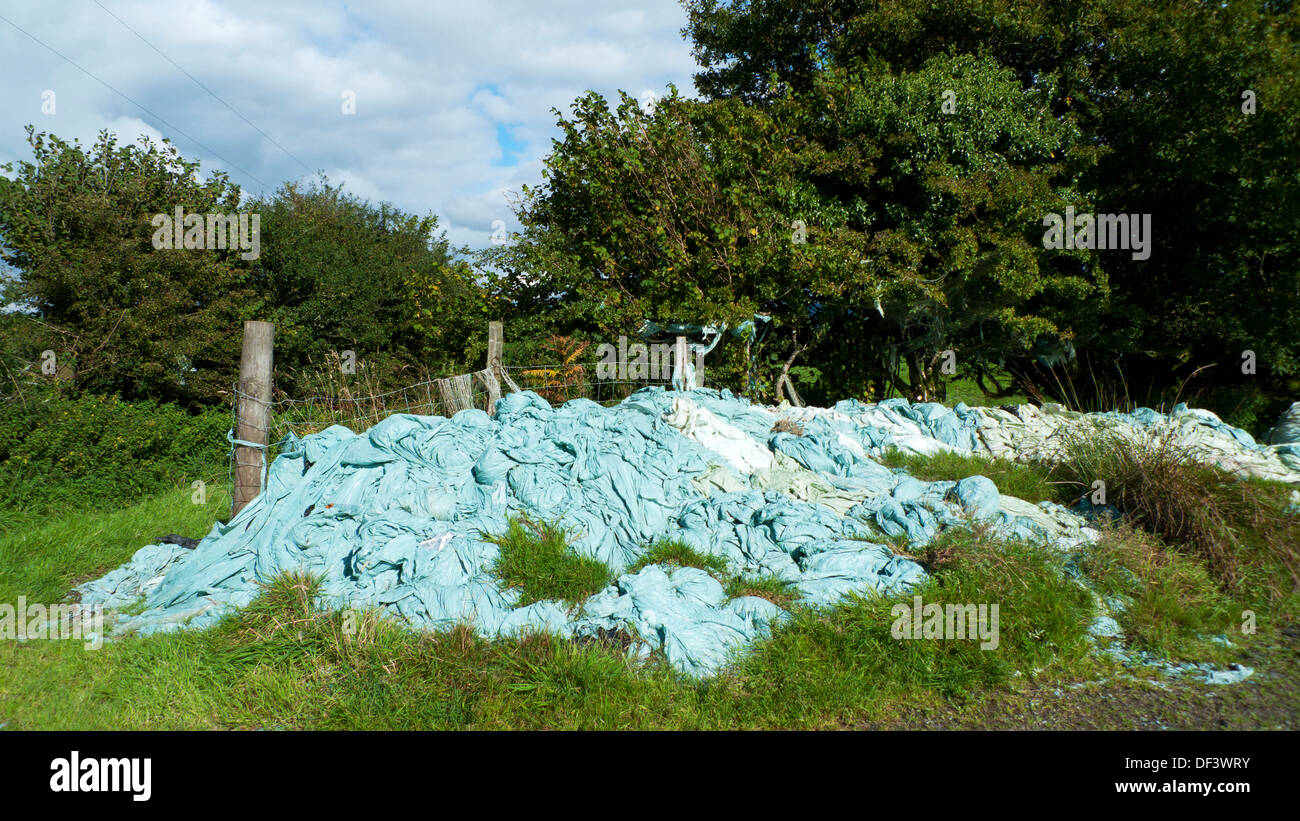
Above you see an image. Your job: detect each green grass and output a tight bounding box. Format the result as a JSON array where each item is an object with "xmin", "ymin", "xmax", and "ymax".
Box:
[
  {"xmin": 0, "ymin": 452, "xmax": 1292, "ymax": 729},
  {"xmin": 0, "ymin": 522, "xmax": 1114, "ymax": 730},
  {"xmin": 627, "ymin": 538, "xmax": 728, "ymax": 576},
  {"xmin": 0, "ymin": 478, "xmax": 230, "ymax": 604},
  {"xmin": 486, "ymin": 516, "xmax": 612, "ymax": 607},
  {"xmin": 876, "ymin": 447, "xmax": 1065, "ymax": 505},
  {"xmin": 628, "ymin": 539, "xmax": 799, "ymax": 608},
  {"xmin": 1077, "ymin": 525, "xmax": 1238, "ymax": 663},
  {"xmin": 942, "ymin": 374, "xmax": 1031, "ymax": 408},
  {"xmin": 1052, "ymin": 425, "xmax": 1300, "ymax": 601},
  {"xmin": 724, "ymin": 575, "xmax": 797, "ymax": 607}
]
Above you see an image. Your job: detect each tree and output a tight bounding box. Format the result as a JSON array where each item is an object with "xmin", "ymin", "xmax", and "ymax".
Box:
[
  {"xmin": 490, "ymin": 54, "xmax": 1099, "ymax": 403},
  {"xmin": 0, "ymin": 127, "xmax": 249, "ymax": 405},
  {"xmin": 243, "ymin": 181, "xmax": 483, "ymax": 394},
  {"xmin": 483, "ymin": 88, "xmax": 835, "ymax": 398},
  {"xmin": 685, "ymin": 0, "xmax": 1300, "ymax": 417},
  {"xmin": 0, "ymin": 130, "xmax": 489, "ymax": 407},
  {"xmin": 774, "ymin": 53, "xmax": 1101, "ymax": 401}
]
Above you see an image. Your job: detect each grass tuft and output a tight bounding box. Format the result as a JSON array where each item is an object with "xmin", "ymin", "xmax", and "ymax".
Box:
[
  {"xmin": 724, "ymin": 575, "xmax": 797, "ymax": 607},
  {"xmin": 877, "ymin": 447, "xmax": 1063, "ymax": 505},
  {"xmin": 486, "ymin": 515, "xmax": 612, "ymax": 607},
  {"xmin": 1052, "ymin": 425, "xmax": 1300, "ymax": 594},
  {"xmin": 628, "ymin": 538, "xmax": 728, "ymax": 576}
]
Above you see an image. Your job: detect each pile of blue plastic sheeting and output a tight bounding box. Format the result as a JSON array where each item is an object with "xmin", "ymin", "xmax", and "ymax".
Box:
[
  {"xmin": 75, "ymin": 388, "xmax": 1095, "ymax": 675},
  {"xmin": 786, "ymin": 398, "xmax": 1300, "ymax": 483},
  {"xmin": 77, "ymin": 387, "xmax": 1203, "ymax": 678}
]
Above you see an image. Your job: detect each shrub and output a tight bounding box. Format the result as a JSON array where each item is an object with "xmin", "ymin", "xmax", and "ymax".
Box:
[{"xmin": 0, "ymin": 394, "xmax": 230, "ymax": 517}]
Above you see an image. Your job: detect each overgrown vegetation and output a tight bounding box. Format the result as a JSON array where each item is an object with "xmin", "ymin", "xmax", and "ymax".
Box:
[
  {"xmin": 877, "ymin": 447, "xmax": 1063, "ymax": 505},
  {"xmin": 1, "ymin": 523, "xmax": 1107, "ymax": 730},
  {"xmin": 1078, "ymin": 525, "xmax": 1237, "ymax": 664},
  {"xmin": 1, "ymin": 459, "xmax": 1294, "ymax": 729},
  {"xmin": 1052, "ymin": 425, "xmax": 1300, "ymax": 597},
  {"xmin": 0, "ymin": 393, "xmax": 229, "ymax": 522},
  {"xmin": 486, "ymin": 516, "xmax": 612, "ymax": 607}
]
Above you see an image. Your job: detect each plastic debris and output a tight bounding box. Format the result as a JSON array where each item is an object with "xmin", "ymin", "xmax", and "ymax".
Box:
[{"xmin": 75, "ymin": 388, "xmax": 1278, "ymax": 678}]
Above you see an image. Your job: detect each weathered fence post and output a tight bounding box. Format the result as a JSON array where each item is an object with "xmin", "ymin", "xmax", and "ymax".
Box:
[
  {"xmin": 674, "ymin": 335, "xmax": 689, "ymax": 390},
  {"xmin": 483, "ymin": 320, "xmax": 503, "ymax": 414},
  {"xmin": 232, "ymin": 321, "xmax": 274, "ymax": 517},
  {"xmin": 487, "ymin": 319, "xmax": 521, "ymax": 395}
]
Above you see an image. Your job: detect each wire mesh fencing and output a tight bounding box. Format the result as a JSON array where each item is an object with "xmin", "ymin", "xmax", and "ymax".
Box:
[
  {"xmin": 250, "ymin": 364, "xmax": 674, "ymax": 443},
  {"xmin": 227, "ymin": 350, "xmax": 677, "ymax": 511},
  {"xmin": 501, "ymin": 363, "xmax": 671, "ymax": 406}
]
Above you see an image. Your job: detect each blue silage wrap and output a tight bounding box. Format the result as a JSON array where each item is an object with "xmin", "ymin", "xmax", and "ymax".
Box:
[{"xmin": 77, "ymin": 388, "xmax": 1091, "ymax": 677}]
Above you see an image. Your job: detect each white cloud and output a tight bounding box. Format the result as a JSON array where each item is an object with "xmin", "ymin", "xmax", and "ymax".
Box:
[{"xmin": 0, "ymin": 0, "xmax": 698, "ymax": 248}]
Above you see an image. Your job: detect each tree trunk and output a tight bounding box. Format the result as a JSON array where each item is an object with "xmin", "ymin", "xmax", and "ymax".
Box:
[{"xmin": 775, "ymin": 330, "xmax": 806, "ymax": 406}]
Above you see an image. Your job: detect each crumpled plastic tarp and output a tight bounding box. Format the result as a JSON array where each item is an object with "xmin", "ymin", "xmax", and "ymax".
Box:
[
  {"xmin": 1264, "ymin": 402, "xmax": 1300, "ymax": 474},
  {"xmin": 785, "ymin": 398, "xmax": 1300, "ymax": 485},
  {"xmin": 76, "ymin": 388, "xmax": 1105, "ymax": 677}
]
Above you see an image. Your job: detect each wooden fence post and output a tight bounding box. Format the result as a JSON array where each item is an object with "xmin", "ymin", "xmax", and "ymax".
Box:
[
  {"xmin": 487, "ymin": 319, "xmax": 522, "ymax": 395},
  {"xmin": 675, "ymin": 335, "xmax": 689, "ymax": 390},
  {"xmin": 484, "ymin": 321, "xmax": 503, "ymax": 414},
  {"xmin": 233, "ymin": 321, "xmax": 274, "ymax": 517}
]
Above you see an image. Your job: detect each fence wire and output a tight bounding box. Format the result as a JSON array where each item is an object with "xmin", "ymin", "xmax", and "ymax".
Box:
[
  {"xmin": 232, "ymin": 364, "xmax": 675, "ymax": 474},
  {"xmin": 228, "ymin": 358, "xmax": 676, "ymax": 514}
]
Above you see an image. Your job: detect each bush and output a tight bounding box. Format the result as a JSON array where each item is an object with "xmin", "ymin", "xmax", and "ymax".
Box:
[
  {"xmin": 1053, "ymin": 425, "xmax": 1300, "ymax": 594},
  {"xmin": 0, "ymin": 393, "xmax": 230, "ymax": 517}
]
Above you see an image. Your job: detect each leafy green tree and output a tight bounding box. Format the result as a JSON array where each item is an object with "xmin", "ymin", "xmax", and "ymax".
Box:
[
  {"xmin": 483, "ymin": 88, "xmax": 829, "ymax": 397},
  {"xmin": 491, "ymin": 55, "xmax": 1098, "ymax": 402},
  {"xmin": 685, "ymin": 0, "xmax": 1300, "ymax": 415},
  {"xmin": 776, "ymin": 54, "xmax": 1101, "ymax": 401},
  {"xmin": 244, "ymin": 181, "xmax": 483, "ymax": 393},
  {"xmin": 0, "ymin": 127, "xmax": 249, "ymax": 405},
  {"xmin": 0, "ymin": 129, "xmax": 488, "ymax": 407}
]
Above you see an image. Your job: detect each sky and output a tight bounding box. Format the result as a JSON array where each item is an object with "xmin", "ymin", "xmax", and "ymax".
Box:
[{"xmin": 0, "ymin": 0, "xmax": 700, "ymax": 251}]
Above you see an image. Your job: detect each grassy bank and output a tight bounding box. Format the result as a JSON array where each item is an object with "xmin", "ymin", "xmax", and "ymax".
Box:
[
  {"xmin": 1, "ymin": 478, "xmax": 1292, "ymax": 730},
  {"xmin": 0, "ymin": 393, "xmax": 1295, "ymax": 730}
]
